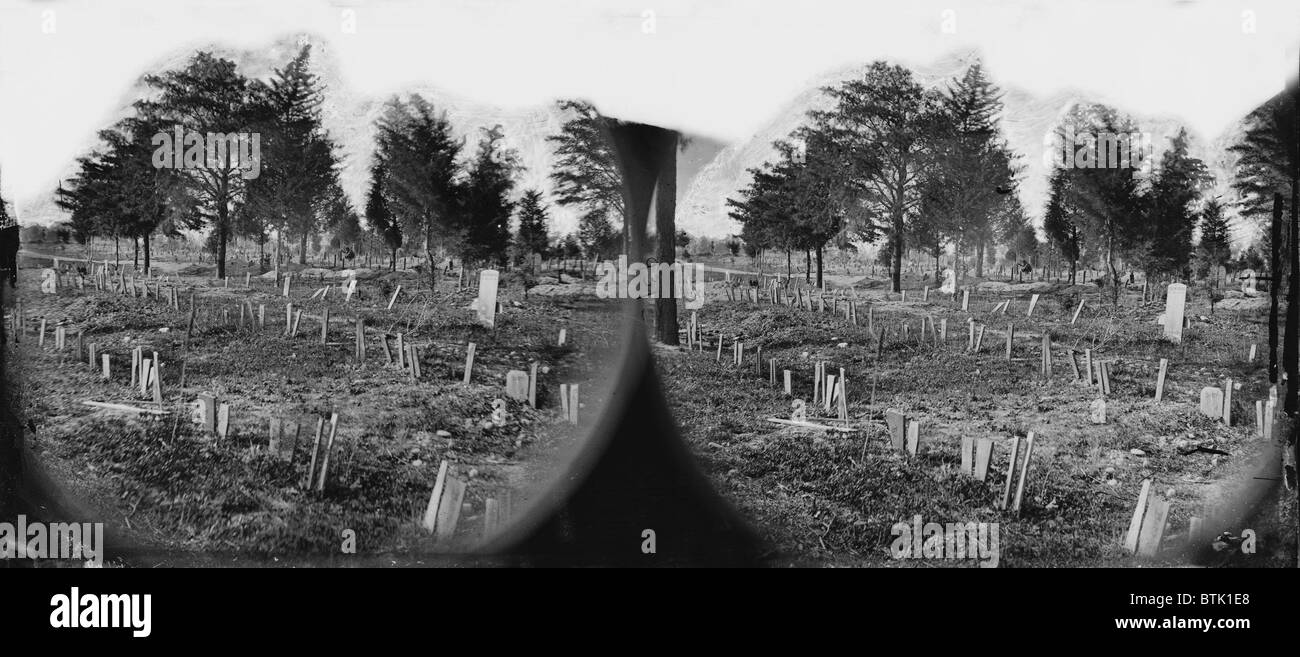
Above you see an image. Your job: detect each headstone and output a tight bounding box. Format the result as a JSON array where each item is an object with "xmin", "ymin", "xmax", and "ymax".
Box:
[
  {"xmin": 974, "ymin": 438, "xmax": 993, "ymax": 481},
  {"xmin": 529, "ymin": 362, "xmax": 538, "ymax": 408},
  {"xmin": 1124, "ymin": 479, "xmax": 1152, "ymax": 554},
  {"xmin": 505, "ymin": 370, "xmax": 529, "ymax": 402},
  {"xmin": 344, "ymin": 278, "xmax": 357, "ymax": 303},
  {"xmin": 1163, "ymin": 283, "xmax": 1187, "ymax": 343},
  {"xmin": 905, "ymin": 421, "xmax": 920, "ymax": 456},
  {"xmin": 1221, "ymin": 379, "xmax": 1232, "ymax": 426},
  {"xmin": 960, "ymin": 436, "xmax": 975, "ymax": 474},
  {"xmin": 216, "ymin": 403, "xmax": 230, "ymax": 438},
  {"xmin": 195, "ymin": 393, "xmax": 216, "ymax": 431},
  {"xmin": 1137, "ymin": 495, "xmax": 1170, "ymax": 558},
  {"xmin": 40, "ymin": 268, "xmax": 57, "ymax": 294},
  {"xmin": 1000, "ymin": 436, "xmax": 1021, "ymax": 509},
  {"xmin": 1240, "ymin": 268, "xmax": 1258, "ymax": 297},
  {"xmin": 939, "ymin": 268, "xmax": 955, "ymax": 295},
  {"xmin": 423, "ymin": 461, "xmax": 452, "ymax": 534},
  {"xmin": 1199, "ymin": 387, "xmax": 1224, "ymax": 418},
  {"xmin": 1090, "ymin": 398, "xmax": 1107, "ymax": 424},
  {"xmin": 476, "ymin": 269, "xmax": 500, "ymax": 328},
  {"xmin": 885, "ymin": 409, "xmax": 905, "ymax": 451}
]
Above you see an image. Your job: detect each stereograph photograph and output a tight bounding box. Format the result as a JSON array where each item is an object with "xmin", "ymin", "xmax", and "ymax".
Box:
[{"xmin": 1, "ymin": 0, "xmax": 1297, "ymax": 591}]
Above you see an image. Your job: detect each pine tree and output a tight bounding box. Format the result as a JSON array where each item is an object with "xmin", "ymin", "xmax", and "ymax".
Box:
[
  {"xmin": 1144, "ymin": 127, "xmax": 1209, "ymax": 280},
  {"xmin": 548, "ymin": 100, "xmax": 625, "ymax": 252},
  {"xmin": 1196, "ymin": 197, "xmax": 1231, "ymax": 278},
  {"xmin": 460, "ymin": 125, "xmax": 519, "ymax": 268},
  {"xmin": 514, "ymin": 189, "xmax": 550, "ymax": 268},
  {"xmin": 246, "ymin": 44, "xmax": 340, "ymax": 269},
  {"xmin": 364, "ymin": 162, "xmax": 401, "ymax": 271},
  {"xmin": 1056, "ymin": 103, "xmax": 1147, "ymax": 302},
  {"xmin": 921, "ymin": 60, "xmax": 1019, "ymax": 280},
  {"xmin": 1043, "ymin": 167, "xmax": 1083, "ymax": 283},
  {"xmin": 373, "ymin": 94, "xmax": 463, "ymax": 289}
]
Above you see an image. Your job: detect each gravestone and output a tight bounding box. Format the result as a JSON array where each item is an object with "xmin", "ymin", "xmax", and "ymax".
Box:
[
  {"xmin": 1090, "ymin": 398, "xmax": 1106, "ymax": 424},
  {"xmin": 1199, "ymin": 387, "xmax": 1224, "ymax": 418},
  {"xmin": 905, "ymin": 421, "xmax": 920, "ymax": 456},
  {"xmin": 1163, "ymin": 283, "xmax": 1186, "ymax": 343},
  {"xmin": 40, "ymin": 268, "xmax": 57, "ymax": 294},
  {"xmin": 885, "ymin": 409, "xmax": 905, "ymax": 451},
  {"xmin": 939, "ymin": 268, "xmax": 955, "ymax": 295},
  {"xmin": 475, "ymin": 269, "xmax": 499, "ymax": 328},
  {"xmin": 1240, "ymin": 268, "xmax": 1258, "ymax": 297},
  {"xmin": 505, "ymin": 370, "xmax": 530, "ymax": 402},
  {"xmin": 974, "ymin": 438, "xmax": 993, "ymax": 481}
]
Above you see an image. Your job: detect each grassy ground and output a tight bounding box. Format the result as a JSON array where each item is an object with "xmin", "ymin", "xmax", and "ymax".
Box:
[
  {"xmin": 5, "ymin": 252, "xmax": 623, "ymax": 563},
  {"xmin": 656, "ymin": 271, "xmax": 1298, "ymax": 567}
]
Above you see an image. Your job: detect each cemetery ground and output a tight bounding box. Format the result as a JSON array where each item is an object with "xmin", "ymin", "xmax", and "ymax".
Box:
[
  {"xmin": 657, "ymin": 271, "xmax": 1298, "ymax": 567},
  {"xmin": 4, "ymin": 250, "xmax": 622, "ymax": 562}
]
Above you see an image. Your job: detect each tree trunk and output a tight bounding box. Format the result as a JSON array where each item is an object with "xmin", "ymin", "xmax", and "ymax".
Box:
[
  {"xmin": 891, "ymin": 211, "xmax": 904, "ymax": 294},
  {"xmin": 133, "ymin": 236, "xmax": 139, "ymax": 271},
  {"xmin": 299, "ymin": 229, "xmax": 309, "ymax": 266},
  {"xmin": 654, "ymin": 131, "xmax": 680, "ymax": 345},
  {"xmin": 1286, "ymin": 181, "xmax": 1299, "ymax": 414},
  {"xmin": 143, "ymin": 232, "xmax": 151, "ymax": 274},
  {"xmin": 1106, "ymin": 231, "xmax": 1119, "ymax": 306},
  {"xmin": 815, "ymin": 245, "xmax": 824, "ymax": 289},
  {"xmin": 975, "ymin": 240, "xmax": 985, "ymax": 278},
  {"xmin": 425, "ymin": 225, "xmax": 438, "ymax": 291}
]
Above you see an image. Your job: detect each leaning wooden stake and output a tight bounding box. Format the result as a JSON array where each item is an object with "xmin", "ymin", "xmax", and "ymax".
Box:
[
  {"xmin": 1154, "ymin": 358, "xmax": 1168, "ymax": 402},
  {"xmin": 463, "ymin": 342, "xmax": 476, "ymax": 384},
  {"xmin": 1012, "ymin": 432, "xmax": 1035, "ymax": 514}
]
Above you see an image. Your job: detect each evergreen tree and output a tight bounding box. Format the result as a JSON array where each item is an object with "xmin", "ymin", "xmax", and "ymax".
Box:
[
  {"xmin": 1055, "ymin": 103, "xmax": 1147, "ymax": 302},
  {"xmin": 373, "ymin": 94, "xmax": 463, "ymax": 289},
  {"xmin": 246, "ymin": 44, "xmax": 340, "ymax": 269},
  {"xmin": 1144, "ymin": 127, "xmax": 1209, "ymax": 280},
  {"xmin": 460, "ymin": 125, "xmax": 519, "ymax": 268},
  {"xmin": 577, "ymin": 212, "xmax": 615, "ymax": 260},
  {"xmin": 364, "ymin": 162, "xmax": 402, "ymax": 271},
  {"xmin": 514, "ymin": 189, "xmax": 551, "ymax": 267},
  {"xmin": 1043, "ymin": 166, "xmax": 1083, "ymax": 283},
  {"xmin": 1229, "ymin": 88, "xmax": 1297, "ymax": 221},
  {"xmin": 548, "ymin": 100, "xmax": 625, "ymax": 251},
  {"xmin": 921, "ymin": 60, "xmax": 1019, "ymax": 279},
  {"xmin": 1196, "ymin": 197, "xmax": 1232, "ymax": 278}
]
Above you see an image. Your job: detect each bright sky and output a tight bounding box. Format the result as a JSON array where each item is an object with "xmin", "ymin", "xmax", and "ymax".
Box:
[{"xmin": 1, "ymin": 0, "xmax": 1297, "ymax": 212}]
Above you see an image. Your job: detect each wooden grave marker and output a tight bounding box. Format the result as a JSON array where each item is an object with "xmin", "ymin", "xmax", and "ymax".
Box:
[
  {"xmin": 505, "ymin": 370, "xmax": 530, "ymax": 402},
  {"xmin": 974, "ymin": 438, "xmax": 993, "ymax": 481},
  {"xmin": 1154, "ymin": 358, "xmax": 1168, "ymax": 402},
  {"xmin": 463, "ymin": 342, "xmax": 476, "ymax": 384},
  {"xmin": 1000, "ymin": 436, "xmax": 1021, "ymax": 510}
]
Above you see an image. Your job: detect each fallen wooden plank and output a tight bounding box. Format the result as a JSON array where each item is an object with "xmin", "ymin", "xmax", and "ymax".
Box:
[
  {"xmin": 82, "ymin": 400, "xmax": 169, "ymax": 415},
  {"xmin": 765, "ymin": 418, "xmax": 860, "ymax": 433}
]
